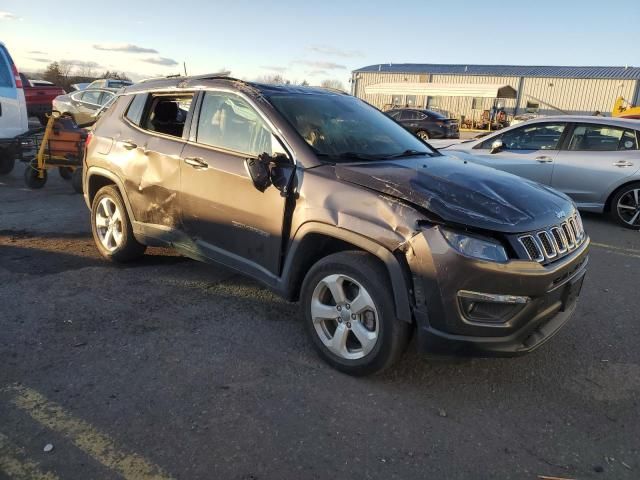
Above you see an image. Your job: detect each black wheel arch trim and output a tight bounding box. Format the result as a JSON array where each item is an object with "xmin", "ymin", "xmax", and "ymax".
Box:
[
  {"xmin": 279, "ymin": 222, "xmax": 413, "ymax": 323},
  {"xmin": 84, "ymin": 167, "xmax": 136, "ymax": 222}
]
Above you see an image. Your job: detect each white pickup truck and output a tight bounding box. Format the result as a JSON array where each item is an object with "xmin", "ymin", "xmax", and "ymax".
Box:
[{"xmin": 0, "ymin": 41, "xmax": 28, "ymax": 174}]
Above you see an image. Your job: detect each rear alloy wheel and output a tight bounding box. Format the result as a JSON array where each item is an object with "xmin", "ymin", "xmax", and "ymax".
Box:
[
  {"xmin": 612, "ymin": 183, "xmax": 640, "ymax": 229},
  {"xmin": 91, "ymin": 185, "xmax": 146, "ymax": 262},
  {"xmin": 416, "ymin": 130, "xmax": 430, "ymax": 140},
  {"xmin": 301, "ymin": 251, "xmax": 410, "ymax": 376}
]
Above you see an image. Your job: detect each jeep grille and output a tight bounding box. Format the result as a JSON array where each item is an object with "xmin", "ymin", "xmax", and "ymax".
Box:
[{"xmin": 518, "ymin": 213, "xmax": 586, "ymax": 263}]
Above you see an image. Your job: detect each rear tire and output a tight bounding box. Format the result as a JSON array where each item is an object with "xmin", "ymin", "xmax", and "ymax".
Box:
[
  {"xmin": 416, "ymin": 130, "xmax": 430, "ymax": 140},
  {"xmin": 91, "ymin": 185, "xmax": 146, "ymax": 262},
  {"xmin": 300, "ymin": 251, "xmax": 411, "ymax": 376},
  {"xmin": 24, "ymin": 161, "xmax": 47, "ymax": 189},
  {"xmin": 611, "ymin": 182, "xmax": 640, "ymax": 229},
  {"xmin": 71, "ymin": 168, "xmax": 83, "ymax": 194},
  {"xmin": 0, "ymin": 153, "xmax": 15, "ymax": 175}
]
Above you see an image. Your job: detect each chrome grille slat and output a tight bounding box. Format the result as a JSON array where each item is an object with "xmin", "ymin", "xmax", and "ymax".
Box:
[
  {"xmin": 537, "ymin": 231, "xmax": 557, "ymax": 258},
  {"xmin": 518, "ymin": 213, "xmax": 585, "ymax": 263}
]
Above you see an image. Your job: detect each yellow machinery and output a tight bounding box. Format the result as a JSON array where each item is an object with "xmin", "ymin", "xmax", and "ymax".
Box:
[
  {"xmin": 23, "ymin": 112, "xmax": 87, "ymax": 193},
  {"xmin": 612, "ymin": 96, "xmax": 640, "ymax": 119}
]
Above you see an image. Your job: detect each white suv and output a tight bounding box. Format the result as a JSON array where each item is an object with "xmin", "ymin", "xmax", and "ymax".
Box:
[{"xmin": 0, "ymin": 41, "xmax": 28, "ymax": 174}]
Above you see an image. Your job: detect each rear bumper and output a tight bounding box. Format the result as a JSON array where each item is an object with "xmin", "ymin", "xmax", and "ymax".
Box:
[{"xmin": 407, "ymin": 226, "xmax": 589, "ymax": 356}]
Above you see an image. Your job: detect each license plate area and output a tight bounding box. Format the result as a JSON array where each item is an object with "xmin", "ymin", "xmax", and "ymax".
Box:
[{"xmin": 560, "ymin": 272, "xmax": 585, "ymax": 311}]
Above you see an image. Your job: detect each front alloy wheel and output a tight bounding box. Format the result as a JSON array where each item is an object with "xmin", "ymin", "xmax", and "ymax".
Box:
[
  {"xmin": 301, "ymin": 251, "xmax": 410, "ymax": 376},
  {"xmin": 311, "ymin": 274, "xmax": 379, "ymax": 360},
  {"xmin": 613, "ymin": 184, "xmax": 640, "ymax": 229}
]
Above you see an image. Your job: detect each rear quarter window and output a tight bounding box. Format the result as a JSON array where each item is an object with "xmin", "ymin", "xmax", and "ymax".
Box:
[{"xmin": 125, "ymin": 94, "xmax": 148, "ymax": 126}]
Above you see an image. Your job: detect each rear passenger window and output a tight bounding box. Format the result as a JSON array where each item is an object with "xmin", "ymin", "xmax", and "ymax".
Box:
[
  {"xmin": 142, "ymin": 94, "xmax": 193, "ymax": 138},
  {"xmin": 196, "ymin": 92, "xmax": 273, "ymax": 156},
  {"xmin": 567, "ymin": 124, "xmax": 630, "ymax": 151},
  {"xmin": 125, "ymin": 94, "xmax": 148, "ymax": 126}
]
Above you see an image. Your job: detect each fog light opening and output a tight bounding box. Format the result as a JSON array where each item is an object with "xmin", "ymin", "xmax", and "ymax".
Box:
[{"xmin": 458, "ymin": 290, "xmax": 530, "ymax": 324}]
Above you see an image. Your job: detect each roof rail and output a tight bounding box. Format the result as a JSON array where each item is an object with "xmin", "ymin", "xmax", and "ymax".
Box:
[{"xmin": 139, "ymin": 71, "xmax": 234, "ymax": 83}]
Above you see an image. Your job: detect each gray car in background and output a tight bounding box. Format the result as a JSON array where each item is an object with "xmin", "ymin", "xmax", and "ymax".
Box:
[
  {"xmin": 52, "ymin": 88, "xmax": 117, "ymax": 125},
  {"xmin": 442, "ymin": 116, "xmax": 640, "ymax": 228}
]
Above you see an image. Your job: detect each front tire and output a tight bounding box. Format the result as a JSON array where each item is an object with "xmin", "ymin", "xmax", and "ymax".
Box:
[
  {"xmin": 301, "ymin": 251, "xmax": 411, "ymax": 376},
  {"xmin": 611, "ymin": 183, "xmax": 640, "ymax": 229},
  {"xmin": 91, "ymin": 185, "xmax": 146, "ymax": 262}
]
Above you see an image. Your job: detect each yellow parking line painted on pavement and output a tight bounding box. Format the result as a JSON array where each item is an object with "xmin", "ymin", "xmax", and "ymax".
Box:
[
  {"xmin": 3, "ymin": 385, "xmax": 173, "ymax": 480},
  {"xmin": 591, "ymin": 242, "xmax": 640, "ymax": 259},
  {"xmin": 0, "ymin": 432, "xmax": 60, "ymax": 480}
]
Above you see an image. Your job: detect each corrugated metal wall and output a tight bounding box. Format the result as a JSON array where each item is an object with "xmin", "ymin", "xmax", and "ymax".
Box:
[
  {"xmin": 354, "ymin": 70, "xmax": 639, "ymax": 119},
  {"xmin": 517, "ymin": 77, "xmax": 636, "ymax": 115}
]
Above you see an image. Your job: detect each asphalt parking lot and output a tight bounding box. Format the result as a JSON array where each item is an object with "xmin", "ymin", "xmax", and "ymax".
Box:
[{"xmin": 1, "ymin": 165, "xmax": 639, "ymax": 480}]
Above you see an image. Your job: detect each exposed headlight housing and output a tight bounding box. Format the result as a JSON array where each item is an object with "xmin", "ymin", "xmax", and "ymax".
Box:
[{"xmin": 441, "ymin": 228, "xmax": 509, "ymax": 263}]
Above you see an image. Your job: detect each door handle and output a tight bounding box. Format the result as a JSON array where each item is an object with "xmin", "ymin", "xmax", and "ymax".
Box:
[
  {"xmin": 613, "ymin": 160, "xmax": 634, "ymax": 168},
  {"xmin": 121, "ymin": 140, "xmax": 137, "ymax": 150},
  {"xmin": 536, "ymin": 156, "xmax": 553, "ymax": 163},
  {"xmin": 184, "ymin": 156, "xmax": 208, "ymax": 169}
]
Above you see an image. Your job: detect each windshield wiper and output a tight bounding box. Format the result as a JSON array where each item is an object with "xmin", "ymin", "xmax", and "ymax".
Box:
[{"xmin": 383, "ymin": 149, "xmax": 431, "ymax": 159}]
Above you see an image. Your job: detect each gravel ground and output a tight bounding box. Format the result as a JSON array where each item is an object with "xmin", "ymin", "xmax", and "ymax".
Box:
[{"xmin": 0, "ymin": 164, "xmax": 639, "ymax": 480}]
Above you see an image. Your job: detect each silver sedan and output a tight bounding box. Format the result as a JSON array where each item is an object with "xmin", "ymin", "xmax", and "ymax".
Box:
[{"xmin": 442, "ymin": 116, "xmax": 640, "ymax": 229}]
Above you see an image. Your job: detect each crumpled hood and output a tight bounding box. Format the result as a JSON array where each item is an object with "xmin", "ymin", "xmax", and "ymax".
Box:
[{"xmin": 334, "ymin": 155, "xmax": 574, "ymax": 233}]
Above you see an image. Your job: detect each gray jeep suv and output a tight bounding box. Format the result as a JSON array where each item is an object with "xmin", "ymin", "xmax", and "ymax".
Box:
[{"xmin": 83, "ymin": 75, "xmax": 589, "ymax": 375}]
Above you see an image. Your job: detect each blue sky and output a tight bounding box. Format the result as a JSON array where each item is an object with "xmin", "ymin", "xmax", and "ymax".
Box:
[{"xmin": 1, "ymin": 0, "xmax": 639, "ymax": 84}]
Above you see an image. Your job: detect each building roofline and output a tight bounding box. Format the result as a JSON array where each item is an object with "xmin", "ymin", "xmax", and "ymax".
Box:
[{"xmin": 353, "ymin": 63, "xmax": 640, "ymax": 80}]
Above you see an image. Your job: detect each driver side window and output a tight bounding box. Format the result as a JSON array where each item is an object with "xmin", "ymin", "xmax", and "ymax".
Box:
[{"xmin": 492, "ymin": 123, "xmax": 566, "ymax": 151}]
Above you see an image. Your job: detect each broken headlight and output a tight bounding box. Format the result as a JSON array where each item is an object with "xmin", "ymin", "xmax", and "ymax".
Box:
[{"xmin": 441, "ymin": 229, "xmax": 508, "ymax": 263}]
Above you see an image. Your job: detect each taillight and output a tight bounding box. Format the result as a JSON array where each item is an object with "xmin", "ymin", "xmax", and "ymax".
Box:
[
  {"xmin": 11, "ymin": 63, "xmax": 22, "ymax": 88},
  {"xmin": 85, "ymin": 131, "xmax": 93, "ymax": 147}
]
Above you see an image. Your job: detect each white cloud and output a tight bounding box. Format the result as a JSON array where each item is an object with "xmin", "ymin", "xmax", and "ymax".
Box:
[
  {"xmin": 0, "ymin": 11, "xmax": 20, "ymax": 20},
  {"xmin": 260, "ymin": 65, "xmax": 287, "ymax": 73},
  {"xmin": 143, "ymin": 57, "xmax": 179, "ymax": 66},
  {"xmin": 307, "ymin": 45, "xmax": 363, "ymax": 58},
  {"xmin": 292, "ymin": 60, "xmax": 346, "ymax": 70},
  {"xmin": 94, "ymin": 43, "xmax": 159, "ymax": 54}
]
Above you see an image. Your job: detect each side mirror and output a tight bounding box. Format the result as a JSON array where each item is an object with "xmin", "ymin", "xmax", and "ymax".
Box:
[
  {"xmin": 490, "ymin": 139, "xmax": 504, "ymax": 154},
  {"xmin": 245, "ymin": 153, "xmax": 294, "ymax": 194}
]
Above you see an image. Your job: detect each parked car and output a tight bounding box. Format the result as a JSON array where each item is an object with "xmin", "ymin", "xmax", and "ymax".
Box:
[
  {"xmin": 83, "ymin": 76, "xmax": 589, "ymax": 375},
  {"xmin": 70, "ymin": 82, "xmax": 90, "ymax": 91},
  {"xmin": 20, "ymin": 73, "xmax": 66, "ymax": 125},
  {"xmin": 386, "ymin": 108, "xmax": 459, "ymax": 140},
  {"xmin": 86, "ymin": 78, "xmax": 132, "ymax": 90},
  {"xmin": 52, "ymin": 88, "xmax": 117, "ymax": 125},
  {"xmin": 442, "ymin": 116, "xmax": 640, "ymax": 229},
  {"xmin": 0, "ymin": 41, "xmax": 28, "ymax": 175}
]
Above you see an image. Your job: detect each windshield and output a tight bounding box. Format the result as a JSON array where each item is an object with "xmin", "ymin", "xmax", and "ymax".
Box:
[{"xmin": 268, "ymin": 93, "xmax": 436, "ymax": 162}]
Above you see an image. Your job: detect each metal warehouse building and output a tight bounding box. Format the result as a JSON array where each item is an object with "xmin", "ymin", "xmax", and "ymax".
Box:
[{"xmin": 351, "ymin": 64, "xmax": 640, "ymax": 123}]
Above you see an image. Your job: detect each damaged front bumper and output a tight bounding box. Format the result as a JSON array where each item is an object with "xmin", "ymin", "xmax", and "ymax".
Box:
[{"xmin": 406, "ymin": 226, "xmax": 589, "ymax": 356}]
